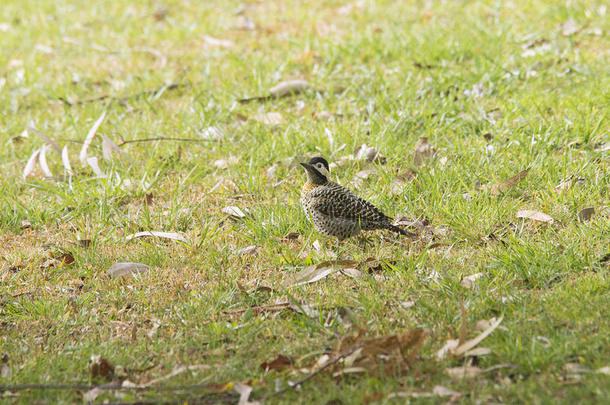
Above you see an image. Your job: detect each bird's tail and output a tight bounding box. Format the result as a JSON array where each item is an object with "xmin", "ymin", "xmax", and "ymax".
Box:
[{"xmin": 387, "ymin": 224, "xmax": 416, "ymax": 237}]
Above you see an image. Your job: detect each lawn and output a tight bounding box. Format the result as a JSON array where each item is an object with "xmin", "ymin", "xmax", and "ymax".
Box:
[{"xmin": 1, "ymin": 0, "xmax": 609, "ymax": 403}]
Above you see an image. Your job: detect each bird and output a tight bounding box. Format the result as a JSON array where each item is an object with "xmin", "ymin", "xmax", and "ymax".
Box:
[{"xmin": 299, "ymin": 156, "xmax": 412, "ymax": 241}]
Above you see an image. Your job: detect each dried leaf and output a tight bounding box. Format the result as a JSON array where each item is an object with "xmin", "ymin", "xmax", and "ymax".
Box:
[
  {"xmin": 20, "ymin": 220, "xmax": 31, "ymax": 229},
  {"xmin": 260, "ymin": 354, "xmax": 294, "ymax": 372},
  {"xmin": 202, "ymin": 34, "xmax": 235, "ymax": 48},
  {"xmin": 145, "ymin": 365, "xmax": 209, "ymax": 387},
  {"xmin": 516, "ymin": 209, "xmax": 554, "ymax": 224},
  {"xmin": 282, "ymin": 260, "xmax": 358, "ymax": 287},
  {"xmin": 234, "ymin": 382, "xmax": 261, "ymax": 405},
  {"xmin": 269, "ymin": 80, "xmax": 310, "ymax": 97},
  {"xmin": 61, "ymin": 145, "xmax": 73, "ymax": 174},
  {"xmin": 353, "ymin": 144, "xmax": 385, "ymax": 163},
  {"xmin": 433, "ymin": 385, "xmax": 462, "ymax": 397},
  {"xmin": 125, "ymin": 231, "xmax": 187, "ymax": 243},
  {"xmin": 597, "ymin": 366, "xmax": 610, "ymax": 375},
  {"xmin": 437, "ymin": 339, "xmax": 460, "ymax": 360},
  {"xmin": 85, "ymin": 157, "xmax": 105, "ymax": 178},
  {"xmin": 83, "ymin": 387, "xmax": 103, "ymax": 402},
  {"xmin": 413, "ymin": 137, "xmax": 435, "ymax": 167},
  {"xmin": 39, "ymin": 145, "xmax": 53, "ymax": 177},
  {"xmin": 107, "ymin": 262, "xmax": 150, "ymax": 278},
  {"xmin": 446, "ymin": 365, "xmax": 483, "ymax": 379},
  {"xmin": 490, "ymin": 168, "xmax": 530, "ymax": 195},
  {"xmin": 464, "ymin": 347, "xmax": 492, "ymax": 357},
  {"xmin": 452, "ymin": 315, "xmax": 504, "ymax": 357},
  {"xmin": 461, "ymin": 272, "xmax": 485, "ymax": 289},
  {"xmin": 101, "ymin": 134, "xmax": 121, "ymax": 162},
  {"xmin": 237, "ymin": 245, "xmax": 260, "ymax": 256},
  {"xmin": 23, "ymin": 148, "xmax": 41, "ymax": 179},
  {"xmin": 222, "ymin": 206, "xmax": 249, "ymax": 218},
  {"xmin": 90, "ymin": 355, "xmax": 114, "ymax": 380},
  {"xmin": 577, "ymin": 207, "xmax": 594, "ymax": 222},
  {"xmin": 80, "ymin": 111, "xmax": 106, "ymax": 165}
]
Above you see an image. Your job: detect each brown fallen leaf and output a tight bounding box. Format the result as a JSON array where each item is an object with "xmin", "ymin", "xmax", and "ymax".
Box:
[
  {"xmin": 489, "ymin": 167, "xmax": 530, "ymax": 196},
  {"xmin": 90, "ymin": 355, "xmax": 114, "ymax": 381},
  {"xmin": 107, "ymin": 262, "xmax": 150, "ymax": 278},
  {"xmin": 126, "ymin": 231, "xmax": 187, "ymax": 242},
  {"xmin": 413, "ymin": 137, "xmax": 435, "ymax": 167},
  {"xmin": 333, "ymin": 328, "xmax": 425, "ymax": 374},
  {"xmin": 577, "ymin": 207, "xmax": 594, "ymax": 222},
  {"xmin": 453, "ymin": 315, "xmax": 503, "ymax": 357},
  {"xmin": 80, "ymin": 111, "xmax": 106, "ymax": 165},
  {"xmin": 260, "ymin": 354, "xmax": 294, "ymax": 372},
  {"xmin": 516, "ymin": 209, "xmax": 554, "ymax": 224}
]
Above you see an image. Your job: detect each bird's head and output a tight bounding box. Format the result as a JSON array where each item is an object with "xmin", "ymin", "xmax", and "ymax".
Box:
[{"xmin": 300, "ymin": 156, "xmax": 330, "ymax": 185}]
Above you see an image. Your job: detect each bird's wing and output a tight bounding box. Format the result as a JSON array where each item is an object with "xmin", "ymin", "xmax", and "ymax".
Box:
[{"xmin": 308, "ymin": 183, "xmax": 392, "ymax": 223}]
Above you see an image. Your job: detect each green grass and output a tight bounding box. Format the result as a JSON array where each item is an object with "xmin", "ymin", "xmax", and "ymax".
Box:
[{"xmin": 1, "ymin": 0, "xmax": 609, "ymax": 403}]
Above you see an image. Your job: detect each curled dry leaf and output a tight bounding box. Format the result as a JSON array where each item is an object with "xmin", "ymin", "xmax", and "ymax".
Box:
[
  {"xmin": 353, "ymin": 144, "xmax": 385, "ymax": 163},
  {"xmin": 125, "ymin": 231, "xmax": 187, "ymax": 243},
  {"xmin": 260, "ymin": 354, "xmax": 294, "ymax": 372},
  {"xmin": 453, "ymin": 315, "xmax": 503, "ymax": 357},
  {"xmin": 39, "ymin": 145, "xmax": 53, "ymax": 177},
  {"xmin": 101, "ymin": 134, "xmax": 121, "ymax": 162},
  {"xmin": 107, "ymin": 262, "xmax": 150, "ymax": 278},
  {"xmin": 413, "ymin": 137, "xmax": 435, "ymax": 167},
  {"xmin": 577, "ymin": 207, "xmax": 594, "ymax": 222},
  {"xmin": 234, "ymin": 382, "xmax": 260, "ymax": 405},
  {"xmin": 222, "ymin": 206, "xmax": 249, "ymax": 218},
  {"xmin": 282, "ymin": 260, "xmax": 358, "ymax": 287},
  {"xmin": 23, "ymin": 148, "xmax": 41, "ymax": 179},
  {"xmin": 87, "ymin": 157, "xmax": 106, "ymax": 178},
  {"xmin": 269, "ymin": 80, "xmax": 310, "ymax": 97},
  {"xmin": 516, "ymin": 209, "xmax": 554, "ymax": 224},
  {"xmin": 61, "ymin": 145, "xmax": 73, "ymax": 174},
  {"xmin": 489, "ymin": 168, "xmax": 530, "ymax": 196},
  {"xmin": 79, "ymin": 111, "xmax": 106, "ymax": 165}
]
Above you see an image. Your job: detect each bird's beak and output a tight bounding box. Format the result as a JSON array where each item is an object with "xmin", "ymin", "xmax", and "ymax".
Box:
[{"xmin": 300, "ymin": 162, "xmax": 313, "ymax": 171}]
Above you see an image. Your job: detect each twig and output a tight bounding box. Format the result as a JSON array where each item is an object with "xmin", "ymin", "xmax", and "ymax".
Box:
[{"xmin": 0, "ymin": 382, "xmax": 220, "ymax": 392}]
